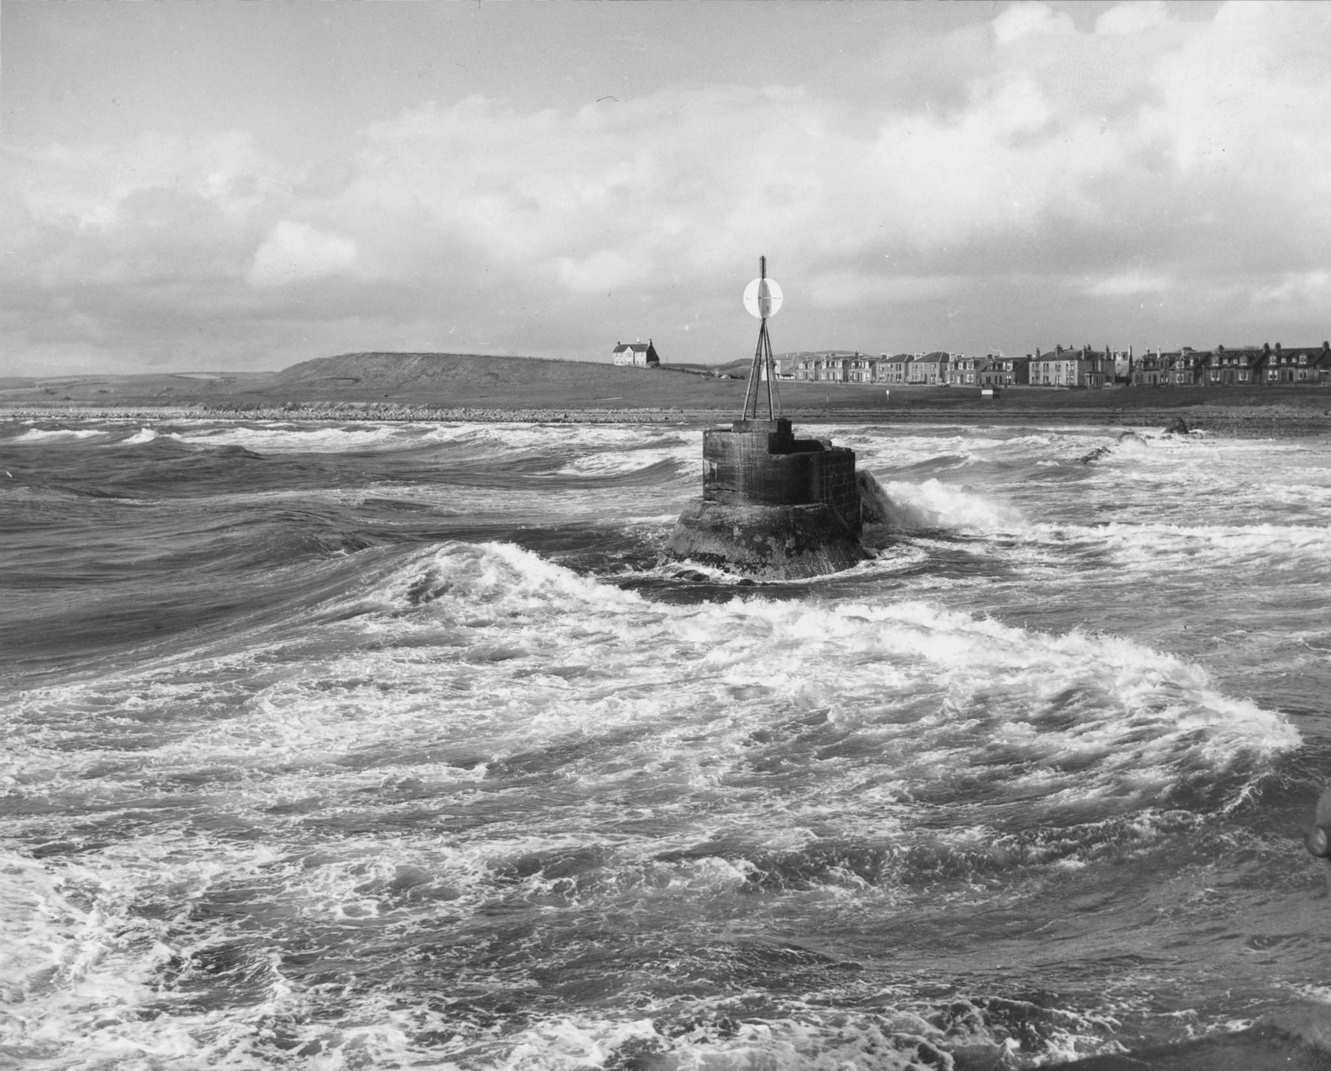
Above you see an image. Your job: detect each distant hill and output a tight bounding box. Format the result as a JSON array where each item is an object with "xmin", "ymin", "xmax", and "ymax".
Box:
[
  {"xmin": 0, "ymin": 352, "xmax": 753, "ymax": 413},
  {"xmin": 262, "ymin": 351, "xmax": 752, "ymax": 409},
  {"xmin": 274, "ymin": 351, "xmax": 586, "ymax": 388}
]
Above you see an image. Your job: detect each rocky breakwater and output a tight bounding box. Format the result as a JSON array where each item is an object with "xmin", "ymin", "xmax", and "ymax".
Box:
[{"xmin": 667, "ymin": 417, "xmax": 868, "ymax": 580}]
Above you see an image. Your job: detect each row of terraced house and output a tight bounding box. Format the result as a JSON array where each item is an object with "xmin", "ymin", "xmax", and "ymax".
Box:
[
  {"xmin": 789, "ymin": 342, "xmax": 1331, "ymax": 388},
  {"xmin": 1130, "ymin": 342, "xmax": 1331, "ymax": 386},
  {"xmin": 789, "ymin": 348, "xmax": 1126, "ymax": 388}
]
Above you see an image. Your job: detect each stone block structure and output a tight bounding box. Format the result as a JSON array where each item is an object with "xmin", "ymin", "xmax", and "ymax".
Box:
[
  {"xmin": 667, "ymin": 416, "xmax": 866, "ymax": 580},
  {"xmin": 701, "ymin": 418, "xmax": 860, "ymax": 535}
]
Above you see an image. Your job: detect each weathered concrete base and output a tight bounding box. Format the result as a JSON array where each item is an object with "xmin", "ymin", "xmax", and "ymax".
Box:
[{"xmin": 666, "ymin": 500, "xmax": 870, "ymax": 580}]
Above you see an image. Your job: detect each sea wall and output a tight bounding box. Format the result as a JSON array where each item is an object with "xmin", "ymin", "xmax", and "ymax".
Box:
[
  {"xmin": 0, "ymin": 404, "xmax": 692, "ymax": 424},
  {"xmin": 5, "ymin": 401, "xmax": 1331, "ymax": 436}
]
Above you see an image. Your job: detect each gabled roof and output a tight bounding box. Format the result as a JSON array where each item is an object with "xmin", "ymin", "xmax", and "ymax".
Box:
[
  {"xmin": 1272, "ymin": 343, "xmax": 1330, "ymax": 359},
  {"xmin": 612, "ymin": 341, "xmax": 653, "ymax": 353},
  {"xmin": 1215, "ymin": 349, "xmax": 1263, "ymax": 363},
  {"xmin": 1033, "ymin": 350, "xmax": 1114, "ymax": 365}
]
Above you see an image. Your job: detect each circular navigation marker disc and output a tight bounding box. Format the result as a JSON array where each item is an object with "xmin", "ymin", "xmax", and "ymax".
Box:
[{"xmin": 743, "ymin": 275, "xmax": 783, "ymax": 319}]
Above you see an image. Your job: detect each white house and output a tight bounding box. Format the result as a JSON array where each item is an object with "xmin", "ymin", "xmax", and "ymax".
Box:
[{"xmin": 612, "ymin": 339, "xmax": 660, "ymax": 367}]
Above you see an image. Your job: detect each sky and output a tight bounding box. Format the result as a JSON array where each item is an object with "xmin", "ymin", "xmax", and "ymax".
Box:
[{"xmin": 4, "ymin": 0, "xmax": 1331, "ymax": 376}]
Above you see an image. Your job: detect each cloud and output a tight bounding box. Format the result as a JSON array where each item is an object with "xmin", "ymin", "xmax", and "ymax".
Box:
[
  {"xmin": 247, "ymin": 220, "xmax": 359, "ymax": 288},
  {"xmin": 1080, "ymin": 270, "xmax": 1173, "ymax": 298},
  {"xmin": 555, "ymin": 251, "xmax": 645, "ymax": 295},
  {"xmin": 806, "ymin": 271, "xmax": 959, "ymax": 310},
  {"xmin": 1095, "ymin": 1, "xmax": 1172, "ymax": 37},
  {"xmin": 1252, "ymin": 271, "xmax": 1331, "ymax": 309},
  {"xmin": 5, "ymin": 1, "xmax": 1331, "ymax": 374},
  {"xmin": 991, "ymin": 2, "xmax": 1075, "ymax": 46}
]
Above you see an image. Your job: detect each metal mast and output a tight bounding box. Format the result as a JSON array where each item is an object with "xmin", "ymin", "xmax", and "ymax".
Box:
[{"xmin": 741, "ymin": 255, "xmax": 781, "ymax": 421}]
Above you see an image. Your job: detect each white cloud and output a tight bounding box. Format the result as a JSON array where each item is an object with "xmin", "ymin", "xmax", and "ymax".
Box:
[
  {"xmin": 807, "ymin": 271, "xmax": 958, "ymax": 310},
  {"xmin": 6, "ymin": 1, "xmax": 1331, "ymax": 373},
  {"xmin": 1081, "ymin": 271, "xmax": 1173, "ymax": 298},
  {"xmin": 1252, "ymin": 271, "xmax": 1331, "ymax": 308},
  {"xmin": 247, "ymin": 220, "xmax": 359, "ymax": 288},
  {"xmin": 1095, "ymin": 2, "xmax": 1172, "ymax": 37},
  {"xmin": 554, "ymin": 251, "xmax": 644, "ymax": 295},
  {"xmin": 991, "ymin": 3, "xmax": 1075, "ymax": 46}
]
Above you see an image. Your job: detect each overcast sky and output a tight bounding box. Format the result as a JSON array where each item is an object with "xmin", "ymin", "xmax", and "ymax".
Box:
[{"xmin": 4, "ymin": 1, "xmax": 1330, "ymax": 376}]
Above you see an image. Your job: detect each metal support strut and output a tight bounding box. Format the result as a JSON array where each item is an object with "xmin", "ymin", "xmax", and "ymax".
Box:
[{"xmin": 741, "ymin": 256, "xmax": 781, "ymax": 421}]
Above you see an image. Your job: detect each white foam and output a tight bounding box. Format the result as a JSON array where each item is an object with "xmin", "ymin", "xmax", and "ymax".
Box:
[
  {"xmin": 0, "ymin": 842, "xmax": 248, "ymax": 1062},
  {"xmin": 168, "ymin": 423, "xmax": 409, "ymax": 453},
  {"xmin": 870, "ymin": 477, "xmax": 1028, "ymax": 534},
  {"xmin": 9, "ymin": 544, "xmax": 1295, "ymax": 835},
  {"xmin": 422, "ymin": 422, "xmax": 690, "ymax": 455},
  {"xmin": 9, "ymin": 427, "xmax": 105, "ymax": 444},
  {"xmin": 553, "ymin": 447, "xmax": 688, "ymax": 477},
  {"xmin": 466, "ymin": 995, "xmax": 1125, "ymax": 1071},
  {"xmin": 1039, "ymin": 519, "xmax": 1331, "ymax": 572}
]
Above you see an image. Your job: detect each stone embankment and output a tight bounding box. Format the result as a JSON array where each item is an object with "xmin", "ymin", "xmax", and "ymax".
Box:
[
  {"xmin": 0, "ymin": 403, "xmax": 703, "ymax": 424},
  {"xmin": 4, "ymin": 400, "xmax": 1331, "ymax": 435}
]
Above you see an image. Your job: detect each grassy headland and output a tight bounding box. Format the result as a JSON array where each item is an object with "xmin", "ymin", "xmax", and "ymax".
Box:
[{"xmin": 4, "ymin": 351, "xmax": 1330, "ymax": 433}]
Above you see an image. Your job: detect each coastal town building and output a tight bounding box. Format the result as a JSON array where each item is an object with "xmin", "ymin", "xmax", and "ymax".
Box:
[
  {"xmin": 773, "ymin": 339, "xmax": 1330, "ymax": 391},
  {"xmin": 1030, "ymin": 346, "xmax": 1113, "ymax": 388},
  {"xmin": 978, "ymin": 355, "xmax": 1030, "ymax": 388},
  {"xmin": 1265, "ymin": 342, "xmax": 1331, "ymax": 384},
  {"xmin": 791, "ymin": 351, "xmax": 887, "ymax": 383},
  {"xmin": 793, "ymin": 352, "xmax": 842, "ymax": 382},
  {"xmin": 1130, "ymin": 350, "xmax": 1166, "ymax": 387},
  {"xmin": 879, "ymin": 353, "xmax": 914, "ymax": 385},
  {"xmin": 1206, "ymin": 346, "xmax": 1264, "ymax": 385},
  {"xmin": 1111, "ymin": 349, "xmax": 1134, "ymax": 384},
  {"xmin": 1128, "ymin": 341, "xmax": 1330, "ymax": 387},
  {"xmin": 907, "ymin": 351, "xmax": 951, "ymax": 385},
  {"xmin": 845, "ymin": 353, "xmax": 876, "ymax": 384},
  {"xmin": 946, "ymin": 354, "xmax": 985, "ymax": 387},
  {"xmin": 612, "ymin": 339, "xmax": 660, "ymax": 368},
  {"xmin": 1164, "ymin": 347, "xmax": 1205, "ymax": 386}
]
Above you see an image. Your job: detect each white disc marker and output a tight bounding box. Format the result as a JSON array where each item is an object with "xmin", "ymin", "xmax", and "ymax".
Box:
[{"xmin": 743, "ymin": 275, "xmax": 783, "ymax": 319}]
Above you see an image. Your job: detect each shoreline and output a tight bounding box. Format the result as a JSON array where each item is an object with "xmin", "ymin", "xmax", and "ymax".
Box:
[{"xmin": 3, "ymin": 401, "xmax": 1330, "ymax": 436}]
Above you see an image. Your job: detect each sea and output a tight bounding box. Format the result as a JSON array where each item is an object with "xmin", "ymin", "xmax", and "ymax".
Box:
[{"xmin": 1, "ymin": 414, "xmax": 1329, "ymax": 1071}]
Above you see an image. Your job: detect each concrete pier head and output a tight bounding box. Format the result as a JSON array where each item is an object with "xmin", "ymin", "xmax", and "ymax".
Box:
[
  {"xmin": 702, "ymin": 418, "xmax": 861, "ymax": 535},
  {"xmin": 667, "ymin": 417, "xmax": 868, "ymax": 579}
]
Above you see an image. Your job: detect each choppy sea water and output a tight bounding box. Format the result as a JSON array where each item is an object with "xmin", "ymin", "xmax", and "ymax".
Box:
[{"xmin": 1, "ymin": 416, "xmax": 1328, "ymax": 1070}]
